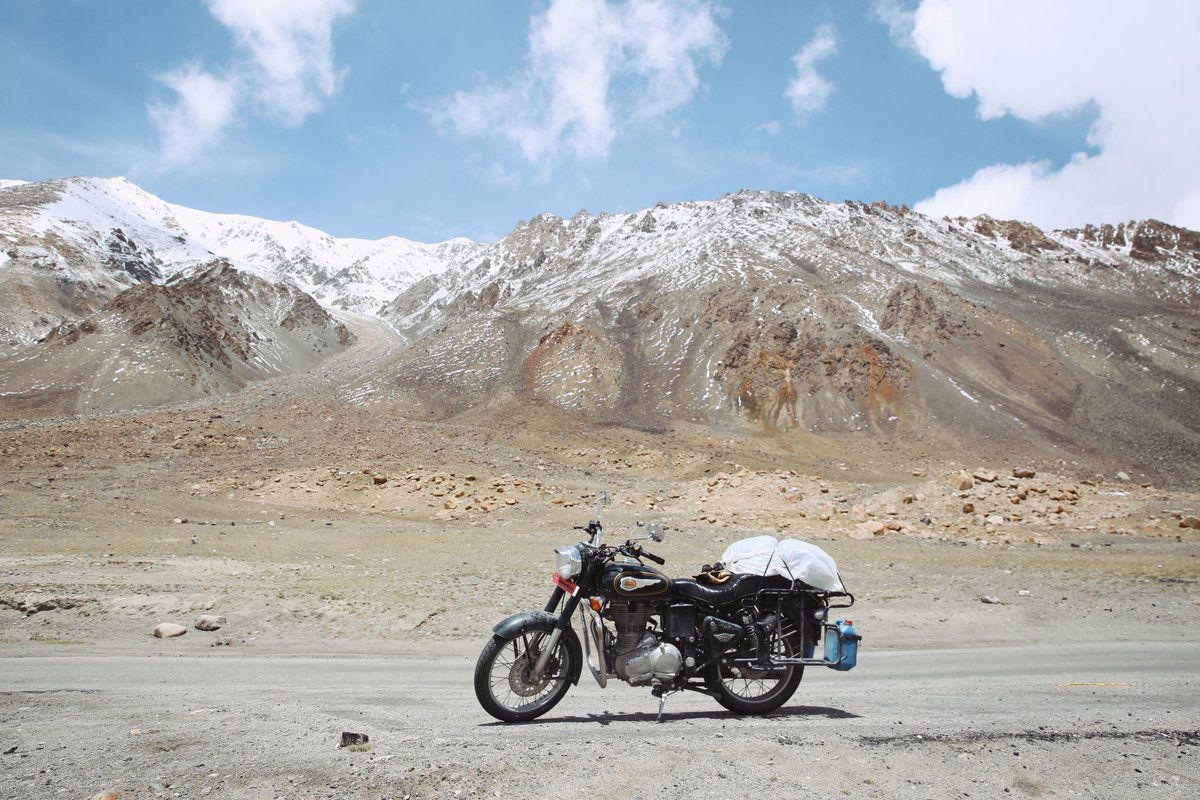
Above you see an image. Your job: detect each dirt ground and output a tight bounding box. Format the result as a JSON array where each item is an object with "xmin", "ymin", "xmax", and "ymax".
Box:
[{"xmin": 2, "ymin": 318, "xmax": 1198, "ymax": 798}]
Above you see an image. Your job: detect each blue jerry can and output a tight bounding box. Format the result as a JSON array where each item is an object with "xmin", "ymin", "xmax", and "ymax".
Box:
[{"xmin": 823, "ymin": 620, "xmax": 861, "ymax": 671}]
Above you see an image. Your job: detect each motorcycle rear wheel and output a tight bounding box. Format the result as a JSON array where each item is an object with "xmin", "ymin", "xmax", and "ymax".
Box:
[
  {"xmin": 706, "ymin": 611, "xmax": 804, "ymax": 715},
  {"xmin": 474, "ymin": 627, "xmax": 574, "ymax": 722}
]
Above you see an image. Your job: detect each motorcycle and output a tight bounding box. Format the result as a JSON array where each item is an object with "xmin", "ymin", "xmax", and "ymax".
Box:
[{"xmin": 474, "ymin": 498, "xmax": 860, "ymax": 722}]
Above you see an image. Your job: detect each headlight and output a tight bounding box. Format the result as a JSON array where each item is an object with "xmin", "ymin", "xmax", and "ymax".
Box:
[{"xmin": 555, "ymin": 545, "xmax": 583, "ymax": 579}]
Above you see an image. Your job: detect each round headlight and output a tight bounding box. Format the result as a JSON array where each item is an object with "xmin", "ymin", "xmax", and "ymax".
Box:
[{"xmin": 555, "ymin": 545, "xmax": 583, "ymax": 579}]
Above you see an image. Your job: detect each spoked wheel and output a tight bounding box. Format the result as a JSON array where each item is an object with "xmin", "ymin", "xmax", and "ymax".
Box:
[
  {"xmin": 474, "ymin": 627, "xmax": 575, "ymax": 722},
  {"xmin": 706, "ymin": 611, "xmax": 805, "ymax": 715}
]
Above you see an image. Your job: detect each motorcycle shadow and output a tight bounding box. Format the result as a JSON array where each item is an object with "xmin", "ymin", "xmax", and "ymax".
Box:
[{"xmin": 481, "ymin": 705, "xmax": 860, "ymax": 726}]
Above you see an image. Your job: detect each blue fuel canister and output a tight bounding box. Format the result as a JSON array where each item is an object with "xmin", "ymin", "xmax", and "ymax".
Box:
[{"xmin": 824, "ymin": 619, "xmax": 860, "ymax": 671}]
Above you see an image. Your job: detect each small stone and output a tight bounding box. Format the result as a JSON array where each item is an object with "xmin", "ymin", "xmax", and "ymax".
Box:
[
  {"xmin": 973, "ymin": 469, "xmax": 998, "ymax": 483},
  {"xmin": 91, "ymin": 793, "xmax": 120, "ymax": 800},
  {"xmin": 852, "ymin": 521, "xmax": 887, "ymax": 539},
  {"xmin": 1012, "ymin": 468, "xmax": 1037, "ymax": 479},
  {"xmin": 1180, "ymin": 516, "xmax": 1200, "ymax": 530},
  {"xmin": 194, "ymin": 614, "xmax": 227, "ymax": 631},
  {"xmin": 372, "ymin": 475, "xmax": 388, "ymax": 485},
  {"xmin": 174, "ymin": 518, "xmax": 186, "ymax": 525},
  {"xmin": 981, "ymin": 596, "xmax": 1001, "ymax": 605},
  {"xmin": 340, "ymin": 731, "xmax": 369, "ymax": 748},
  {"xmin": 949, "ymin": 470, "xmax": 974, "ymax": 491},
  {"xmin": 849, "ymin": 505, "xmax": 869, "ymax": 523},
  {"xmin": 1017, "ymin": 590, "xmax": 1032, "ymax": 597},
  {"xmin": 986, "ymin": 514, "xmax": 1005, "ymax": 526},
  {"xmin": 1116, "ymin": 471, "xmax": 1131, "ymax": 482},
  {"xmin": 962, "ymin": 502, "xmax": 975, "ymax": 514},
  {"xmin": 153, "ymin": 623, "xmax": 187, "ymax": 638}
]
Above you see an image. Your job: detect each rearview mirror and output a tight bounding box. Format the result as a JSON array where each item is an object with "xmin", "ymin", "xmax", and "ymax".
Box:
[{"xmin": 648, "ymin": 521, "xmax": 665, "ymax": 542}]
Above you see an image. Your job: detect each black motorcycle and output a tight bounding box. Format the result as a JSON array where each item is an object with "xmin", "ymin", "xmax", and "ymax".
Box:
[{"xmin": 474, "ymin": 508, "xmax": 859, "ymax": 722}]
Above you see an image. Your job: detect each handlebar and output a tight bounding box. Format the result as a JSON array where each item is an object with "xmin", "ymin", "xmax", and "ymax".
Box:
[{"xmin": 641, "ymin": 550, "xmax": 666, "ymax": 566}]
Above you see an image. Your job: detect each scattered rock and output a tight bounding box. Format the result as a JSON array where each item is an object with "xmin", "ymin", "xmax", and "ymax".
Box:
[
  {"xmin": 153, "ymin": 623, "xmax": 187, "ymax": 639},
  {"xmin": 962, "ymin": 502, "xmax": 975, "ymax": 514},
  {"xmin": 1180, "ymin": 516, "xmax": 1200, "ymax": 529},
  {"xmin": 340, "ymin": 731, "xmax": 370, "ymax": 748},
  {"xmin": 949, "ymin": 470, "xmax": 974, "ymax": 490},
  {"xmin": 1116, "ymin": 471, "xmax": 1131, "ymax": 482},
  {"xmin": 985, "ymin": 514, "xmax": 1005, "ymax": 526},
  {"xmin": 194, "ymin": 614, "xmax": 227, "ymax": 631},
  {"xmin": 1012, "ymin": 468, "xmax": 1037, "ymax": 479},
  {"xmin": 981, "ymin": 596, "xmax": 1001, "ymax": 605},
  {"xmin": 853, "ymin": 521, "xmax": 887, "ymax": 538},
  {"xmin": 90, "ymin": 793, "xmax": 120, "ymax": 800},
  {"xmin": 849, "ymin": 505, "xmax": 870, "ymax": 523},
  {"xmin": 973, "ymin": 469, "xmax": 998, "ymax": 482}
]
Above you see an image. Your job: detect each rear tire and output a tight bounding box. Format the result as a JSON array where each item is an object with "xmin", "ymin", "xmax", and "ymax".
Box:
[
  {"xmin": 706, "ymin": 611, "xmax": 805, "ymax": 715},
  {"xmin": 474, "ymin": 626, "xmax": 574, "ymax": 722}
]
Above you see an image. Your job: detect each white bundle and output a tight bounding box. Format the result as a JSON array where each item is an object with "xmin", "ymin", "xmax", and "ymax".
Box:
[{"xmin": 720, "ymin": 535, "xmax": 844, "ymax": 592}]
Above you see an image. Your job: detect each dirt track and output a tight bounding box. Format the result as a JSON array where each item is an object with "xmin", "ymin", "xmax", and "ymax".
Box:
[{"xmin": 2, "ymin": 643, "xmax": 1197, "ymax": 799}]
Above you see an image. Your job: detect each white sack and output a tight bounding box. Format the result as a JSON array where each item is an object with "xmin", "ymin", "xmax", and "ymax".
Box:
[
  {"xmin": 774, "ymin": 539, "xmax": 843, "ymax": 592},
  {"xmin": 719, "ymin": 535, "xmax": 780, "ymax": 577},
  {"xmin": 720, "ymin": 536, "xmax": 843, "ymax": 592}
]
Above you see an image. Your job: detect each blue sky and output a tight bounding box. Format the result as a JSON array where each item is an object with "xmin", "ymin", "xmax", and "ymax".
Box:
[{"xmin": 2, "ymin": 1, "xmax": 1197, "ymax": 243}]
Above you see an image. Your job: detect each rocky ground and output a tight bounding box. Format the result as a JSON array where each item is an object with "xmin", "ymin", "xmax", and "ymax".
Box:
[{"xmin": 1, "ymin": 317, "xmax": 1198, "ymax": 798}]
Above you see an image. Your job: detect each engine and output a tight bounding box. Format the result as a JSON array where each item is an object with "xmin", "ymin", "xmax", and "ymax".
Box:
[
  {"xmin": 616, "ymin": 634, "xmax": 683, "ymax": 685},
  {"xmin": 607, "ymin": 601, "xmax": 683, "ymax": 685}
]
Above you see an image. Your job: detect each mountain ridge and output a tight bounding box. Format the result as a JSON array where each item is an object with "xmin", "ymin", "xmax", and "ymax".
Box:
[{"xmin": 3, "ymin": 176, "xmax": 1198, "ymax": 482}]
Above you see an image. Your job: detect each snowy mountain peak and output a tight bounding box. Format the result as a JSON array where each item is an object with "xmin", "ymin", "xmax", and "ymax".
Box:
[{"xmin": 0, "ymin": 176, "xmax": 484, "ymax": 351}]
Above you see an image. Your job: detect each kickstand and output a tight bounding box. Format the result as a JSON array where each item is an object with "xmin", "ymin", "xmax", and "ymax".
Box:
[{"xmin": 651, "ymin": 683, "xmax": 673, "ymax": 723}]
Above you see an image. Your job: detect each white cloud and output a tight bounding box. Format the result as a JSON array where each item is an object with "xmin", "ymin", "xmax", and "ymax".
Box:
[
  {"xmin": 907, "ymin": 0, "xmax": 1200, "ymax": 229},
  {"xmin": 869, "ymin": 0, "xmax": 916, "ymax": 49},
  {"xmin": 206, "ymin": 0, "xmax": 355, "ymax": 124},
  {"xmin": 434, "ymin": 0, "xmax": 726, "ymax": 167},
  {"xmin": 149, "ymin": 0, "xmax": 355, "ymax": 168},
  {"xmin": 147, "ymin": 64, "xmax": 239, "ymax": 169},
  {"xmin": 785, "ymin": 24, "xmax": 837, "ymax": 121}
]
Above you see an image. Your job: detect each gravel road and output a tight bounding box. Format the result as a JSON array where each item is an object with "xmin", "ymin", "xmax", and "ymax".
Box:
[{"xmin": 3, "ymin": 642, "xmax": 1197, "ymax": 799}]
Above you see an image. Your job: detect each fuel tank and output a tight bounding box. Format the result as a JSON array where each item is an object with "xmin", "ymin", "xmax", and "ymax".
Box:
[{"xmin": 601, "ymin": 562, "xmax": 671, "ymax": 598}]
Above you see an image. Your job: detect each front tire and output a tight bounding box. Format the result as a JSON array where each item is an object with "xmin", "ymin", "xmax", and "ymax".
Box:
[
  {"xmin": 706, "ymin": 611, "xmax": 805, "ymax": 715},
  {"xmin": 474, "ymin": 626, "xmax": 575, "ymax": 722}
]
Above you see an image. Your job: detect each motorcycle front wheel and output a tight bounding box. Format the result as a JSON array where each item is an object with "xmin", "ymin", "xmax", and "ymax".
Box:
[
  {"xmin": 474, "ymin": 627, "xmax": 574, "ymax": 722},
  {"xmin": 706, "ymin": 611, "xmax": 804, "ymax": 715}
]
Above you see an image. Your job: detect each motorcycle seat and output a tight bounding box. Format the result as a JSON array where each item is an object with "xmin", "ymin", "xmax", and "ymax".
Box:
[{"xmin": 672, "ymin": 574, "xmax": 796, "ymax": 604}]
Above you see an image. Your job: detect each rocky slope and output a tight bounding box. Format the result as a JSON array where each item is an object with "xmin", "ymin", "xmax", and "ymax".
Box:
[
  {"xmin": 380, "ymin": 192, "xmax": 1200, "ymax": 482},
  {"xmin": 3, "ymin": 177, "xmax": 1198, "ymax": 482},
  {"xmin": 0, "ymin": 259, "xmax": 355, "ymax": 418}
]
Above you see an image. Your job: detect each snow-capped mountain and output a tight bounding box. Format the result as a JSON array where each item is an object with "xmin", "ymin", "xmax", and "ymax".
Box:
[
  {"xmin": 4, "ymin": 177, "xmax": 1199, "ymax": 479},
  {"xmin": 0, "ymin": 258, "xmax": 355, "ymax": 418},
  {"xmin": 378, "ymin": 191, "xmax": 1200, "ymax": 479},
  {"xmin": 0, "ymin": 176, "xmax": 481, "ymax": 352}
]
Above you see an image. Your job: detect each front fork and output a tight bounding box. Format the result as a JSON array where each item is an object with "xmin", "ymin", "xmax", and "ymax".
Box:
[{"xmin": 533, "ymin": 586, "xmax": 579, "ymax": 675}]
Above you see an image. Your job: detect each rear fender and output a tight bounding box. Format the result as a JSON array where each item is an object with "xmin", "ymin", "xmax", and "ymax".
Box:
[{"xmin": 492, "ymin": 611, "xmax": 583, "ymax": 686}]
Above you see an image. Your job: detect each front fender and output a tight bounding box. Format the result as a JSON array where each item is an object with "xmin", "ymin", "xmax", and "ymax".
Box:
[{"xmin": 492, "ymin": 611, "xmax": 583, "ymax": 686}]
